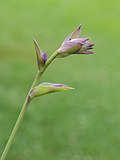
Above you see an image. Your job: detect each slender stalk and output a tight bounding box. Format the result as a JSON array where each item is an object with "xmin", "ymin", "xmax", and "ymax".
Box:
[
  {"xmin": 0, "ymin": 96, "xmax": 30, "ymax": 160},
  {"xmin": 0, "ymin": 50, "xmax": 59, "ymax": 160},
  {"xmin": 0, "ymin": 72, "xmax": 40, "ymax": 160}
]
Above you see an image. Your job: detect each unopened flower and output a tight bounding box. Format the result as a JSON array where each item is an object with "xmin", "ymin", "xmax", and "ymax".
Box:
[
  {"xmin": 57, "ymin": 25, "xmax": 94, "ymax": 57},
  {"xmin": 33, "ymin": 38, "xmax": 47, "ymax": 70},
  {"xmin": 29, "ymin": 82, "xmax": 74, "ymax": 99}
]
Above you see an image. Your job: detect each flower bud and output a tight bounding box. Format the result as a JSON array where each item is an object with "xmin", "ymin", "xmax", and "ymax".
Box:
[
  {"xmin": 29, "ymin": 82, "xmax": 74, "ymax": 99},
  {"xmin": 33, "ymin": 38, "xmax": 47, "ymax": 70},
  {"xmin": 57, "ymin": 25, "xmax": 94, "ymax": 57}
]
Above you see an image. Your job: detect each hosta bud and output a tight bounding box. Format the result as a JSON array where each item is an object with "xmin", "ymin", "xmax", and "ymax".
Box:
[
  {"xmin": 29, "ymin": 82, "xmax": 74, "ymax": 99},
  {"xmin": 57, "ymin": 24, "xmax": 94, "ymax": 57},
  {"xmin": 33, "ymin": 38, "xmax": 47, "ymax": 70}
]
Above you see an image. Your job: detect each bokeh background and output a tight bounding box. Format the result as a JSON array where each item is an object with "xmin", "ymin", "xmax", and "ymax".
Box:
[{"xmin": 0, "ymin": 0, "xmax": 120, "ymax": 160}]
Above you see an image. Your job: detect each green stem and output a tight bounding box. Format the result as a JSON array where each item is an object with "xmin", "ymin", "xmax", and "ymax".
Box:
[
  {"xmin": 0, "ymin": 96, "xmax": 30, "ymax": 160},
  {"xmin": 0, "ymin": 50, "xmax": 59, "ymax": 160},
  {"xmin": 0, "ymin": 72, "xmax": 40, "ymax": 160}
]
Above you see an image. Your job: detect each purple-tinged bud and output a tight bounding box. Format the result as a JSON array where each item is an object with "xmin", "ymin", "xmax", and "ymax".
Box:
[
  {"xmin": 78, "ymin": 42, "xmax": 94, "ymax": 54},
  {"xmin": 57, "ymin": 25, "xmax": 94, "ymax": 57},
  {"xmin": 33, "ymin": 38, "xmax": 47, "ymax": 70},
  {"xmin": 29, "ymin": 82, "xmax": 74, "ymax": 99}
]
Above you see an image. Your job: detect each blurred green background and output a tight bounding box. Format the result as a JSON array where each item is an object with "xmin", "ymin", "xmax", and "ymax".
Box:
[{"xmin": 0, "ymin": 0, "xmax": 120, "ymax": 160}]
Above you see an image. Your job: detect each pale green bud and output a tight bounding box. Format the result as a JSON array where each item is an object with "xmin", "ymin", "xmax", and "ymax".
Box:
[{"xmin": 29, "ymin": 82, "xmax": 74, "ymax": 99}]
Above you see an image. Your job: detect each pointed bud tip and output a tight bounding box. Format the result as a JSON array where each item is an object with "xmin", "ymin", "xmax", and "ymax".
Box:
[
  {"xmin": 74, "ymin": 24, "xmax": 82, "ymax": 36},
  {"xmin": 53, "ymin": 83, "xmax": 75, "ymax": 91},
  {"xmin": 33, "ymin": 38, "xmax": 38, "ymax": 46},
  {"xmin": 89, "ymin": 43, "xmax": 94, "ymax": 47},
  {"xmin": 33, "ymin": 37, "xmax": 36, "ymax": 42},
  {"xmin": 78, "ymin": 24, "xmax": 82, "ymax": 30},
  {"xmin": 69, "ymin": 87, "xmax": 75, "ymax": 90},
  {"xmin": 63, "ymin": 86, "xmax": 75, "ymax": 90},
  {"xmin": 75, "ymin": 24, "xmax": 82, "ymax": 37}
]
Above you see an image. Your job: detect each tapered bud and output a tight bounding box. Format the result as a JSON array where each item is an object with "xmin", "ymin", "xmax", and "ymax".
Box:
[
  {"xmin": 33, "ymin": 38, "xmax": 47, "ymax": 70},
  {"xmin": 57, "ymin": 24, "xmax": 94, "ymax": 57},
  {"xmin": 29, "ymin": 82, "xmax": 74, "ymax": 99}
]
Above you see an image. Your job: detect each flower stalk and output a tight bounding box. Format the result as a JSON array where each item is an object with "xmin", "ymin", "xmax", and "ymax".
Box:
[
  {"xmin": 0, "ymin": 24, "xmax": 94, "ymax": 160},
  {"xmin": 0, "ymin": 49, "xmax": 60, "ymax": 160},
  {"xmin": 0, "ymin": 95, "xmax": 30, "ymax": 160}
]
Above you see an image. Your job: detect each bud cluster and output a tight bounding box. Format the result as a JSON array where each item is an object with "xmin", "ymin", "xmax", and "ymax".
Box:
[
  {"xmin": 57, "ymin": 25, "xmax": 94, "ymax": 57},
  {"xmin": 32, "ymin": 24, "xmax": 94, "ymax": 98}
]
